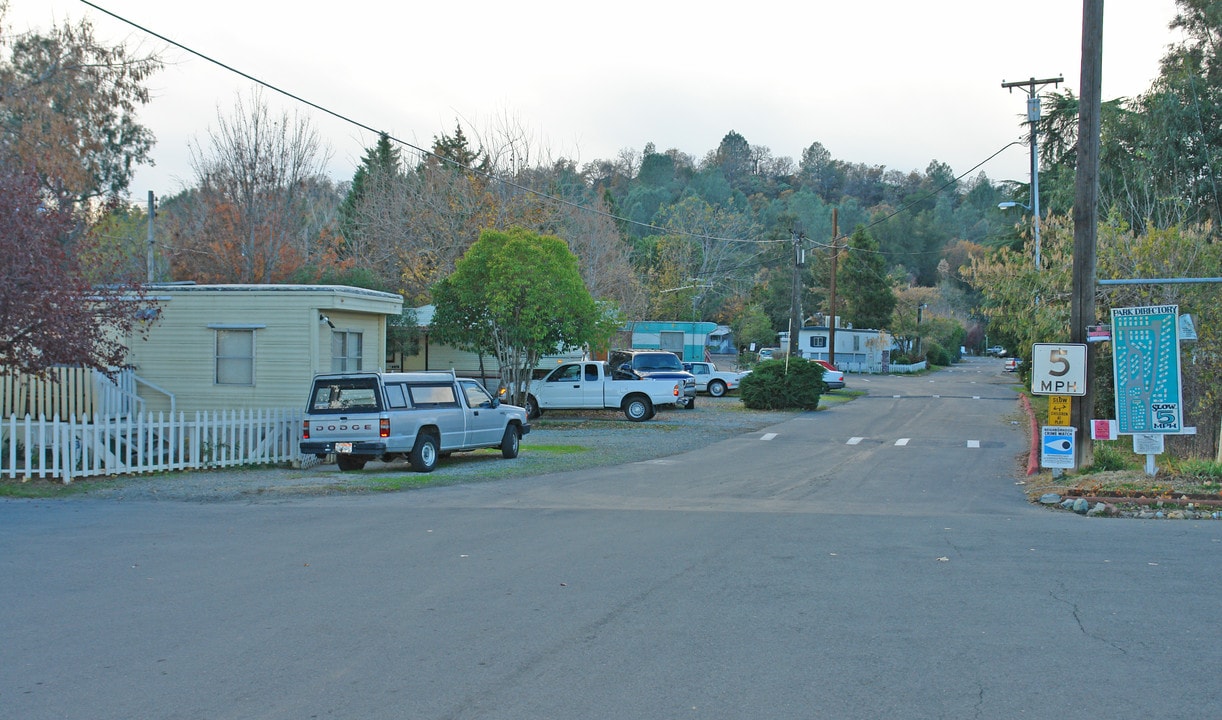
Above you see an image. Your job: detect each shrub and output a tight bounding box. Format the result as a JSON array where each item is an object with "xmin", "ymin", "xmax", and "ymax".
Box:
[
  {"xmin": 739, "ymin": 359, "xmax": 824, "ymax": 410},
  {"xmin": 1172, "ymin": 458, "xmax": 1222, "ymax": 480},
  {"xmin": 1087, "ymin": 442, "xmax": 1136, "ymax": 472},
  {"xmin": 926, "ymin": 342, "xmax": 952, "ymax": 367}
]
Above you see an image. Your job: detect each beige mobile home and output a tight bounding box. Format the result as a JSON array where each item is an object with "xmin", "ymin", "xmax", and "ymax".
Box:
[{"xmin": 127, "ymin": 284, "xmax": 403, "ymax": 413}]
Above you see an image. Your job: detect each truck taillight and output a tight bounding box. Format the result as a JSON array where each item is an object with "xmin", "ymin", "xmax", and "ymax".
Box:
[
  {"xmin": 673, "ymin": 384, "xmax": 680, "ymax": 397},
  {"xmin": 302, "ymin": 420, "xmax": 310, "ymax": 440},
  {"xmin": 380, "ymin": 418, "xmax": 390, "ymax": 438}
]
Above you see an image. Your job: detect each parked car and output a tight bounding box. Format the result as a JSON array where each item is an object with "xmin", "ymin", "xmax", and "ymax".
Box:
[
  {"xmin": 757, "ymin": 348, "xmax": 779, "ymax": 361},
  {"xmin": 517, "ymin": 361, "xmax": 685, "ymax": 421},
  {"xmin": 987, "ymin": 345, "xmax": 1007, "ymax": 356},
  {"xmin": 607, "ymin": 349, "xmax": 697, "ymax": 409},
  {"xmin": 682, "ymin": 361, "xmax": 748, "ymax": 397},
  {"xmin": 300, "ymin": 371, "xmax": 530, "ymax": 472},
  {"xmin": 808, "ymin": 359, "xmax": 846, "ymax": 390}
]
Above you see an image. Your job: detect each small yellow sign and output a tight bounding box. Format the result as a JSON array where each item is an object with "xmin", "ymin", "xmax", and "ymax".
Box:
[{"xmin": 1048, "ymin": 395, "xmax": 1072, "ymax": 426}]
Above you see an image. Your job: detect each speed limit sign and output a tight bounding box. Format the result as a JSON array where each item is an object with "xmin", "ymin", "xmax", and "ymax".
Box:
[{"xmin": 1031, "ymin": 343, "xmax": 1087, "ymax": 396}]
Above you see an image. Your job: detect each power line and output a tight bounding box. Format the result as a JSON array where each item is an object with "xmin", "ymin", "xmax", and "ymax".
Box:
[
  {"xmin": 81, "ymin": 0, "xmax": 1026, "ymax": 258},
  {"xmin": 804, "ymin": 140, "xmax": 1025, "ymax": 257},
  {"xmin": 79, "ymin": 0, "xmax": 766, "ymax": 247}
]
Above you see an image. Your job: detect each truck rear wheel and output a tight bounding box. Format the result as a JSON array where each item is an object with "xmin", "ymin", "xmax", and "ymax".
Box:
[
  {"xmin": 409, "ymin": 432, "xmax": 439, "ymax": 472},
  {"xmin": 500, "ymin": 425, "xmax": 520, "ymax": 459},
  {"xmin": 623, "ymin": 395, "xmax": 654, "ymax": 422},
  {"xmin": 336, "ymin": 454, "xmax": 367, "ymax": 472}
]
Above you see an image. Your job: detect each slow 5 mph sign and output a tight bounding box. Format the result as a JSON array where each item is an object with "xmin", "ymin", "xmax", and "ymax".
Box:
[{"xmin": 1030, "ymin": 343, "xmax": 1087, "ymax": 396}]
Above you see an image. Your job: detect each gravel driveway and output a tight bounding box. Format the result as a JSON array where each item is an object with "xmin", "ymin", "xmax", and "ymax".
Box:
[{"xmin": 72, "ymin": 396, "xmax": 809, "ymax": 503}]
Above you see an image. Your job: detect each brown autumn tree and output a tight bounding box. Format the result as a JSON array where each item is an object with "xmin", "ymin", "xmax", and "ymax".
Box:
[
  {"xmin": 0, "ymin": 168, "xmax": 152, "ymax": 376},
  {"xmin": 167, "ymin": 91, "xmax": 332, "ymax": 283}
]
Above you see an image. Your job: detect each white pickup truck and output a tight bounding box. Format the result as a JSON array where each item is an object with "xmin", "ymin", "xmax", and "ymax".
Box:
[
  {"xmin": 682, "ymin": 361, "xmax": 748, "ymax": 397},
  {"xmin": 300, "ymin": 371, "xmax": 530, "ymax": 472},
  {"xmin": 522, "ymin": 361, "xmax": 685, "ymax": 421}
]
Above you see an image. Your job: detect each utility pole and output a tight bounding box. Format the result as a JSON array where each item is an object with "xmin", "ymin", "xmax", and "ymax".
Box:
[
  {"xmin": 788, "ymin": 231, "xmax": 804, "ymax": 358},
  {"xmin": 1001, "ymin": 74, "xmax": 1063, "ymax": 269},
  {"xmin": 146, "ymin": 191, "xmax": 156, "ymax": 284},
  {"xmin": 1072, "ymin": 0, "xmax": 1103, "ymax": 468},
  {"xmin": 827, "ymin": 208, "xmax": 839, "ymax": 365}
]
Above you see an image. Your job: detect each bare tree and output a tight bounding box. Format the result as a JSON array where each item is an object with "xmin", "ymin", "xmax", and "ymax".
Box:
[{"xmin": 173, "ymin": 91, "xmax": 331, "ymax": 282}]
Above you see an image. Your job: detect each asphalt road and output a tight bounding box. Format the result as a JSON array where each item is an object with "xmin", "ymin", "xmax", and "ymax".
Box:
[{"xmin": 3, "ymin": 357, "xmax": 1219, "ymax": 719}]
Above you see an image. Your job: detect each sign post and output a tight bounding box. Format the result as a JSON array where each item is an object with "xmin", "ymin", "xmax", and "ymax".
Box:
[
  {"xmin": 1030, "ymin": 343, "xmax": 1087, "ymax": 472},
  {"xmin": 1047, "ymin": 395, "xmax": 1072, "ymax": 427},
  {"xmin": 1031, "ymin": 343, "xmax": 1088, "ymax": 396},
  {"xmin": 1041, "ymin": 426, "xmax": 1076, "ymax": 470},
  {"xmin": 1111, "ymin": 305, "xmax": 1182, "ymax": 434}
]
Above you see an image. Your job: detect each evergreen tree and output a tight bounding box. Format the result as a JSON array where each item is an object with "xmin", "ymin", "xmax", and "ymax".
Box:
[
  {"xmin": 839, "ymin": 226, "xmax": 895, "ymax": 330},
  {"xmin": 428, "ymin": 122, "xmax": 487, "ymax": 172},
  {"xmin": 338, "ymin": 133, "xmax": 403, "ymax": 245}
]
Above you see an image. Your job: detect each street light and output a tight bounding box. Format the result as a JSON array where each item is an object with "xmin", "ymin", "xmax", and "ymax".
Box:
[{"xmin": 999, "ymin": 201, "xmax": 1040, "ymax": 269}]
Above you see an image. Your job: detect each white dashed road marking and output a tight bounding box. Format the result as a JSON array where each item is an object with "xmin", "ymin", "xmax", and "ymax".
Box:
[
  {"xmin": 847, "ymin": 437, "xmax": 864, "ymax": 445},
  {"xmin": 967, "ymin": 440, "xmax": 980, "ymax": 448},
  {"xmin": 761, "ymin": 433, "xmax": 777, "ymax": 441},
  {"xmin": 895, "ymin": 438, "xmax": 910, "ymax": 446}
]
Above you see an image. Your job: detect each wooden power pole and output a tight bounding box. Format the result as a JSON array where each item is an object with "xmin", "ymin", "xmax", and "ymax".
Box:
[
  {"xmin": 1071, "ymin": 0, "xmax": 1104, "ymax": 467},
  {"xmin": 828, "ymin": 209, "xmax": 839, "ymax": 364},
  {"xmin": 788, "ymin": 231, "xmax": 804, "ymax": 358}
]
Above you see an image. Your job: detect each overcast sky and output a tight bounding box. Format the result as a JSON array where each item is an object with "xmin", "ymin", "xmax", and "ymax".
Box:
[{"xmin": 7, "ymin": 0, "xmax": 1184, "ymax": 200}]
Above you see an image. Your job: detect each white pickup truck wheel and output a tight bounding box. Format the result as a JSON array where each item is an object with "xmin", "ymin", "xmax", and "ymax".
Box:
[
  {"xmin": 623, "ymin": 395, "xmax": 654, "ymax": 422},
  {"xmin": 707, "ymin": 380, "xmax": 727, "ymax": 397}
]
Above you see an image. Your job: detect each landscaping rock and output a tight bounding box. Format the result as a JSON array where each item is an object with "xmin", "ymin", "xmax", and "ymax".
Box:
[
  {"xmin": 1039, "ymin": 493, "xmax": 1062, "ymax": 504},
  {"xmin": 1073, "ymin": 498, "xmax": 1090, "ymax": 514}
]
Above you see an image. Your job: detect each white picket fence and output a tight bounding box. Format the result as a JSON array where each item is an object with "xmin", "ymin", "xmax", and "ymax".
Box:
[{"xmin": 1, "ymin": 409, "xmax": 307, "ymax": 484}]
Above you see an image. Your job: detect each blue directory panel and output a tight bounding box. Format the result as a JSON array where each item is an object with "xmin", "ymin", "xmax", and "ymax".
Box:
[{"xmin": 1111, "ymin": 305, "xmax": 1182, "ymax": 434}]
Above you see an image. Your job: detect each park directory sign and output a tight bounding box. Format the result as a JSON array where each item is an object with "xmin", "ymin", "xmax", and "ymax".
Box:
[{"xmin": 1111, "ymin": 305, "xmax": 1183, "ymax": 434}]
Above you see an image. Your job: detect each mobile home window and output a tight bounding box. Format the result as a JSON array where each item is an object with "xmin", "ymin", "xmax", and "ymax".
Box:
[
  {"xmin": 331, "ymin": 331, "xmax": 363, "ymax": 372},
  {"xmin": 215, "ymin": 329, "xmax": 255, "ymax": 385}
]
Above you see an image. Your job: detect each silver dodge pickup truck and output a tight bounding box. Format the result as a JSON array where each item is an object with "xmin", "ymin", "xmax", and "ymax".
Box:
[{"xmin": 300, "ymin": 371, "xmax": 530, "ymax": 472}]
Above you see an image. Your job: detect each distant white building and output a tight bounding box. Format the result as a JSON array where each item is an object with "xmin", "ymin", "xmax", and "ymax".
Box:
[{"xmin": 780, "ymin": 321, "xmax": 895, "ymax": 374}]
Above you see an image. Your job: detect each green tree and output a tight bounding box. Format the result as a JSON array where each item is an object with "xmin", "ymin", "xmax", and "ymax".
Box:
[
  {"xmin": 710, "ymin": 130, "xmax": 752, "ymax": 190},
  {"xmin": 839, "ymin": 226, "xmax": 896, "ymax": 330},
  {"xmin": 730, "ymin": 303, "xmax": 774, "ymax": 355},
  {"xmin": 77, "ymin": 203, "xmax": 155, "ymax": 284},
  {"xmin": 797, "ymin": 141, "xmax": 842, "ymax": 202},
  {"xmin": 430, "ymin": 227, "xmax": 616, "ymax": 405},
  {"xmin": 964, "ymin": 215, "xmax": 1074, "ymax": 367},
  {"xmin": 338, "ymin": 133, "xmax": 403, "ymax": 249},
  {"xmin": 0, "ymin": 6, "xmax": 161, "ymax": 207}
]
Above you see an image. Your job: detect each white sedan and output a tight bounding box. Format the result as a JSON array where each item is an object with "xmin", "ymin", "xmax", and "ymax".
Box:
[
  {"xmin": 809, "ymin": 359, "xmax": 846, "ymax": 390},
  {"xmin": 682, "ymin": 361, "xmax": 748, "ymax": 397}
]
